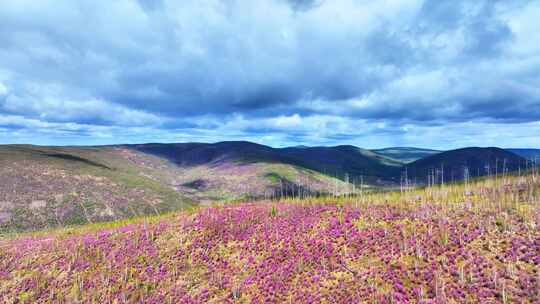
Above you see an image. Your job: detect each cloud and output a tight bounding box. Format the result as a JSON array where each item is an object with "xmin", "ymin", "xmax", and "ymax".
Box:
[
  {"xmin": 0, "ymin": 83, "xmax": 162, "ymax": 127},
  {"xmin": 284, "ymin": 0, "xmax": 324, "ymax": 11},
  {"xmin": 136, "ymin": 0, "xmax": 163, "ymax": 11},
  {"xmin": 0, "ymin": 83, "xmax": 7, "ymax": 96},
  {"xmin": 0, "ymin": 0, "xmax": 539, "ymax": 147}
]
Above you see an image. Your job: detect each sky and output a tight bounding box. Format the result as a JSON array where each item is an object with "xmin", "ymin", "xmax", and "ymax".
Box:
[{"xmin": 0, "ymin": 0, "xmax": 539, "ymax": 149}]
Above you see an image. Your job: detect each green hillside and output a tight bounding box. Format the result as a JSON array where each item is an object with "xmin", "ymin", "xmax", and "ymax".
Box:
[
  {"xmin": 0, "ymin": 144, "xmax": 350, "ymax": 233},
  {"xmin": 0, "ymin": 145, "xmax": 197, "ymax": 233},
  {"xmin": 2, "ymin": 142, "xmax": 536, "ymax": 233}
]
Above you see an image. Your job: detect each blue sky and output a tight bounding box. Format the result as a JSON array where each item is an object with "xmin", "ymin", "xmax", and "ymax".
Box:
[{"xmin": 0, "ymin": 0, "xmax": 539, "ymax": 149}]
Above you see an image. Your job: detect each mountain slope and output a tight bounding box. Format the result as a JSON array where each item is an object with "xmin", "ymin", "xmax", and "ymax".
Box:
[
  {"xmin": 279, "ymin": 145, "xmax": 402, "ymax": 182},
  {"xmin": 4, "ymin": 142, "xmax": 532, "ymax": 233},
  {"xmin": 129, "ymin": 141, "xmax": 280, "ymax": 166},
  {"xmin": 507, "ymin": 148, "xmax": 540, "ymax": 162},
  {"xmin": 0, "ymin": 145, "xmax": 195, "ymax": 233},
  {"xmin": 405, "ymin": 147, "xmax": 528, "ymax": 183},
  {"xmin": 133, "ymin": 142, "xmax": 402, "ymax": 184},
  {"xmin": 371, "ymin": 147, "xmax": 441, "ymax": 163},
  {"xmin": 0, "ymin": 143, "xmax": 353, "ymax": 232}
]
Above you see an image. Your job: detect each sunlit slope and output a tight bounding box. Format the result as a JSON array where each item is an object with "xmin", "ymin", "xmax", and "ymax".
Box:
[
  {"xmin": 0, "ymin": 144, "xmax": 352, "ymax": 232},
  {"xmin": 0, "ymin": 145, "xmax": 195, "ymax": 233}
]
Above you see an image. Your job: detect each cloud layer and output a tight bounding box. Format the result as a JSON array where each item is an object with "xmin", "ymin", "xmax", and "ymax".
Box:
[{"xmin": 1, "ymin": 0, "xmax": 539, "ymax": 148}]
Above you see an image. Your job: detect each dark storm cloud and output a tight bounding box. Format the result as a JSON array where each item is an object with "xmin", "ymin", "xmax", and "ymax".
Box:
[
  {"xmin": 417, "ymin": 0, "xmax": 514, "ymax": 59},
  {"xmin": 0, "ymin": 0, "xmax": 539, "ymax": 147}
]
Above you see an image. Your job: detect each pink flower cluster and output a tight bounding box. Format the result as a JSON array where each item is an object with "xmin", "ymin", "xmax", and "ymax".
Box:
[{"xmin": 1, "ymin": 201, "xmax": 539, "ymax": 303}]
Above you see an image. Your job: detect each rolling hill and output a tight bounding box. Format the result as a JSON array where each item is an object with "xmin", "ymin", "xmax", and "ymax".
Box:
[
  {"xmin": 132, "ymin": 141, "xmax": 403, "ymax": 184},
  {"xmin": 278, "ymin": 145, "xmax": 402, "ymax": 182},
  {"xmin": 0, "ymin": 143, "xmax": 352, "ymax": 233},
  {"xmin": 0, "ymin": 145, "xmax": 196, "ymax": 233},
  {"xmin": 129, "ymin": 141, "xmax": 278, "ymax": 166},
  {"xmin": 2, "ymin": 142, "xmax": 537, "ymax": 233},
  {"xmin": 405, "ymin": 147, "xmax": 528, "ymax": 183}
]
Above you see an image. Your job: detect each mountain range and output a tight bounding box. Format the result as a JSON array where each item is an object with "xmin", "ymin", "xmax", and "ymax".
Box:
[
  {"xmin": 0, "ymin": 141, "xmax": 537, "ymax": 232},
  {"xmin": 130, "ymin": 142, "xmax": 535, "ymax": 182}
]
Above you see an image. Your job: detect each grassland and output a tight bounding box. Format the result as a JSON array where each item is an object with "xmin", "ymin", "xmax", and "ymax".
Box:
[
  {"xmin": 2, "ymin": 143, "xmax": 528, "ymax": 235},
  {"xmin": 1, "ymin": 170, "xmax": 538, "ymax": 303},
  {"xmin": 0, "ymin": 145, "xmax": 198, "ymax": 234},
  {"xmin": 0, "ymin": 144, "xmax": 351, "ymax": 233}
]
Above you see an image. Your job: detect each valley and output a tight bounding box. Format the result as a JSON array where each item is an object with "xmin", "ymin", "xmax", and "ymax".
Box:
[{"xmin": 0, "ymin": 142, "xmax": 536, "ymax": 233}]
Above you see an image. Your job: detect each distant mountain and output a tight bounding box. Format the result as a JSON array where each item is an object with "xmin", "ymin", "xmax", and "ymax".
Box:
[
  {"xmin": 405, "ymin": 147, "xmax": 528, "ymax": 183},
  {"xmin": 129, "ymin": 141, "xmax": 279, "ymax": 166},
  {"xmin": 371, "ymin": 147, "xmax": 442, "ymax": 163},
  {"xmin": 132, "ymin": 142, "xmax": 402, "ymax": 183},
  {"xmin": 507, "ymin": 149, "xmax": 540, "ymax": 162},
  {"xmin": 279, "ymin": 145, "xmax": 402, "ymax": 181},
  {"xmin": 3, "ymin": 142, "xmax": 534, "ymax": 232}
]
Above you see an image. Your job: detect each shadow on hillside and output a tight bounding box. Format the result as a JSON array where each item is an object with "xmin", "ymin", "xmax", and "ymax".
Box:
[{"xmin": 44, "ymin": 153, "xmax": 113, "ymax": 170}]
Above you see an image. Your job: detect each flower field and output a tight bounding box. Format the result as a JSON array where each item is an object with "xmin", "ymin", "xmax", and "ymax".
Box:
[{"xmin": 1, "ymin": 175, "xmax": 539, "ymax": 303}]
